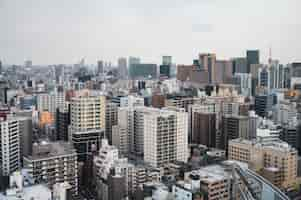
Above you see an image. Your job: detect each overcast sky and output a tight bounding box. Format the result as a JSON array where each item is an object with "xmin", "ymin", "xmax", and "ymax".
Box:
[{"xmin": 0, "ymin": 0, "xmax": 300, "ymax": 65}]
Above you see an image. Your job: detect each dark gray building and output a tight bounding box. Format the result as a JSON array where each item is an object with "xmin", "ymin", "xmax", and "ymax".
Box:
[
  {"xmin": 129, "ymin": 63, "xmax": 157, "ymax": 79},
  {"xmin": 255, "ymin": 94, "xmax": 273, "ymax": 118},
  {"xmin": 192, "ymin": 112, "xmax": 216, "ymax": 148},
  {"xmin": 232, "ymin": 57, "xmax": 248, "ymax": 74},
  {"xmin": 221, "ymin": 115, "xmax": 249, "ymax": 151},
  {"xmin": 56, "ymin": 106, "xmax": 70, "ymax": 141},
  {"xmin": 247, "ymin": 50, "xmax": 260, "ymax": 73}
]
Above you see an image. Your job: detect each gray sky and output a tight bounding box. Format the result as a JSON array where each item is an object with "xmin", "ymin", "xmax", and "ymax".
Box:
[{"xmin": 0, "ymin": 0, "xmax": 300, "ymax": 65}]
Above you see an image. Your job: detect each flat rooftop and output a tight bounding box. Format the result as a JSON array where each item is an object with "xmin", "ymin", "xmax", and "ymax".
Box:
[{"xmin": 25, "ymin": 141, "xmax": 76, "ymax": 160}]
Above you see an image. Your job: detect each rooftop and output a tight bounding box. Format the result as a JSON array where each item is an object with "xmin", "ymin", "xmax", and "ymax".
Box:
[{"xmin": 25, "ymin": 141, "xmax": 76, "ymax": 160}]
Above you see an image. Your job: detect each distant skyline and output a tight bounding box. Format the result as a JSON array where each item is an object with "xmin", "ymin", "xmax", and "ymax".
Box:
[{"xmin": 0, "ymin": 0, "xmax": 300, "ymax": 65}]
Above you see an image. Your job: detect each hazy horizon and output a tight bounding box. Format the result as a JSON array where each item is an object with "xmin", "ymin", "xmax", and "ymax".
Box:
[{"xmin": 1, "ymin": 0, "xmax": 300, "ymax": 65}]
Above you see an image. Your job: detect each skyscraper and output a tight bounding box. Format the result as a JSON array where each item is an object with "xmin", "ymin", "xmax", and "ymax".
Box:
[
  {"xmin": 247, "ymin": 50, "xmax": 260, "ymax": 73},
  {"xmin": 0, "ymin": 60, "xmax": 2, "ymax": 74},
  {"xmin": 232, "ymin": 57, "xmax": 248, "ymax": 74},
  {"xmin": 97, "ymin": 60, "xmax": 104, "ymax": 75},
  {"xmin": 118, "ymin": 57, "xmax": 128, "ymax": 79},
  {"xmin": 199, "ymin": 53, "xmax": 216, "ymax": 83}
]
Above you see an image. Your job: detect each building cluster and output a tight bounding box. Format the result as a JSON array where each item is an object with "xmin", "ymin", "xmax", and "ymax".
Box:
[{"xmin": 0, "ymin": 51, "xmax": 300, "ymax": 199}]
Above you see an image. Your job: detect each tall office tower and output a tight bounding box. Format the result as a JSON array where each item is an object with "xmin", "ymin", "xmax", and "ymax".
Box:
[
  {"xmin": 105, "ymin": 102, "xmax": 118, "ymax": 144},
  {"xmin": 97, "ymin": 60, "xmax": 104, "ymax": 75},
  {"xmin": 120, "ymin": 95, "xmax": 144, "ymax": 107},
  {"xmin": 250, "ymin": 63, "xmax": 263, "ymax": 95},
  {"xmin": 232, "ymin": 57, "xmax": 248, "ymax": 74},
  {"xmin": 23, "ymin": 141, "xmax": 78, "ymax": 194},
  {"xmin": 0, "ymin": 60, "xmax": 2, "ymax": 74},
  {"xmin": 0, "ymin": 119, "xmax": 20, "ymax": 176},
  {"xmin": 160, "ymin": 56, "xmax": 172, "ymax": 78},
  {"xmin": 192, "ymin": 111, "xmax": 216, "ymax": 148},
  {"xmin": 162, "ymin": 56, "xmax": 172, "ymax": 65},
  {"xmin": 228, "ymin": 138, "xmax": 297, "ymax": 191},
  {"xmin": 118, "ymin": 57, "xmax": 128, "ymax": 79},
  {"xmin": 143, "ymin": 108, "xmax": 188, "ymax": 167},
  {"xmin": 69, "ymin": 95, "xmax": 106, "ymax": 160},
  {"xmin": 128, "ymin": 56, "xmax": 140, "ymax": 68},
  {"xmin": 269, "ymin": 60, "xmax": 285, "ymax": 89},
  {"xmin": 129, "ymin": 63, "xmax": 157, "ymax": 79},
  {"xmin": 258, "ymin": 66, "xmax": 270, "ymax": 89},
  {"xmin": 56, "ymin": 105, "xmax": 70, "ymax": 141},
  {"xmin": 254, "ymin": 94, "xmax": 273, "ymax": 118},
  {"xmin": 221, "ymin": 114, "xmax": 249, "ymax": 150},
  {"xmin": 233, "ymin": 73, "xmax": 252, "ymax": 96},
  {"xmin": 198, "ymin": 53, "xmax": 216, "ymax": 83},
  {"xmin": 247, "ymin": 50, "xmax": 260, "ymax": 73},
  {"xmin": 215, "ymin": 60, "xmax": 233, "ymax": 84}
]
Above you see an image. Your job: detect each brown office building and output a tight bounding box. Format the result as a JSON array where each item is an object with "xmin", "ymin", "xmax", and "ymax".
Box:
[
  {"xmin": 192, "ymin": 112, "xmax": 216, "ymax": 148},
  {"xmin": 221, "ymin": 114, "xmax": 249, "ymax": 150}
]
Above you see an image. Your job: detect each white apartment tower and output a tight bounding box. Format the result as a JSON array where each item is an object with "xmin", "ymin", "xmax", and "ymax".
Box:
[
  {"xmin": 143, "ymin": 108, "xmax": 188, "ymax": 167},
  {"xmin": 0, "ymin": 119, "xmax": 20, "ymax": 176}
]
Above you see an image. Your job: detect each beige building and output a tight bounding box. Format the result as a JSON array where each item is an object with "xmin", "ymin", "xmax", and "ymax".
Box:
[
  {"xmin": 228, "ymin": 138, "xmax": 298, "ymax": 191},
  {"xmin": 70, "ymin": 95, "xmax": 106, "ymax": 132},
  {"xmin": 143, "ymin": 107, "xmax": 188, "ymax": 167},
  {"xmin": 69, "ymin": 95, "xmax": 106, "ymax": 160}
]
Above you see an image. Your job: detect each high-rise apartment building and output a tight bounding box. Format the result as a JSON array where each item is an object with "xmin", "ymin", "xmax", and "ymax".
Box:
[
  {"xmin": 0, "ymin": 118, "xmax": 20, "ymax": 176},
  {"xmin": 228, "ymin": 138, "xmax": 297, "ymax": 191},
  {"xmin": 69, "ymin": 95, "xmax": 106, "ymax": 160},
  {"xmin": 70, "ymin": 96, "xmax": 106, "ymax": 132},
  {"xmin": 143, "ymin": 107, "xmax": 188, "ymax": 167},
  {"xmin": 23, "ymin": 141, "xmax": 78, "ymax": 194}
]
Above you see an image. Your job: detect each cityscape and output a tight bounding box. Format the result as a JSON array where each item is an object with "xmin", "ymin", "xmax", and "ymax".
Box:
[{"xmin": 1, "ymin": 1, "xmax": 301, "ymax": 200}]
